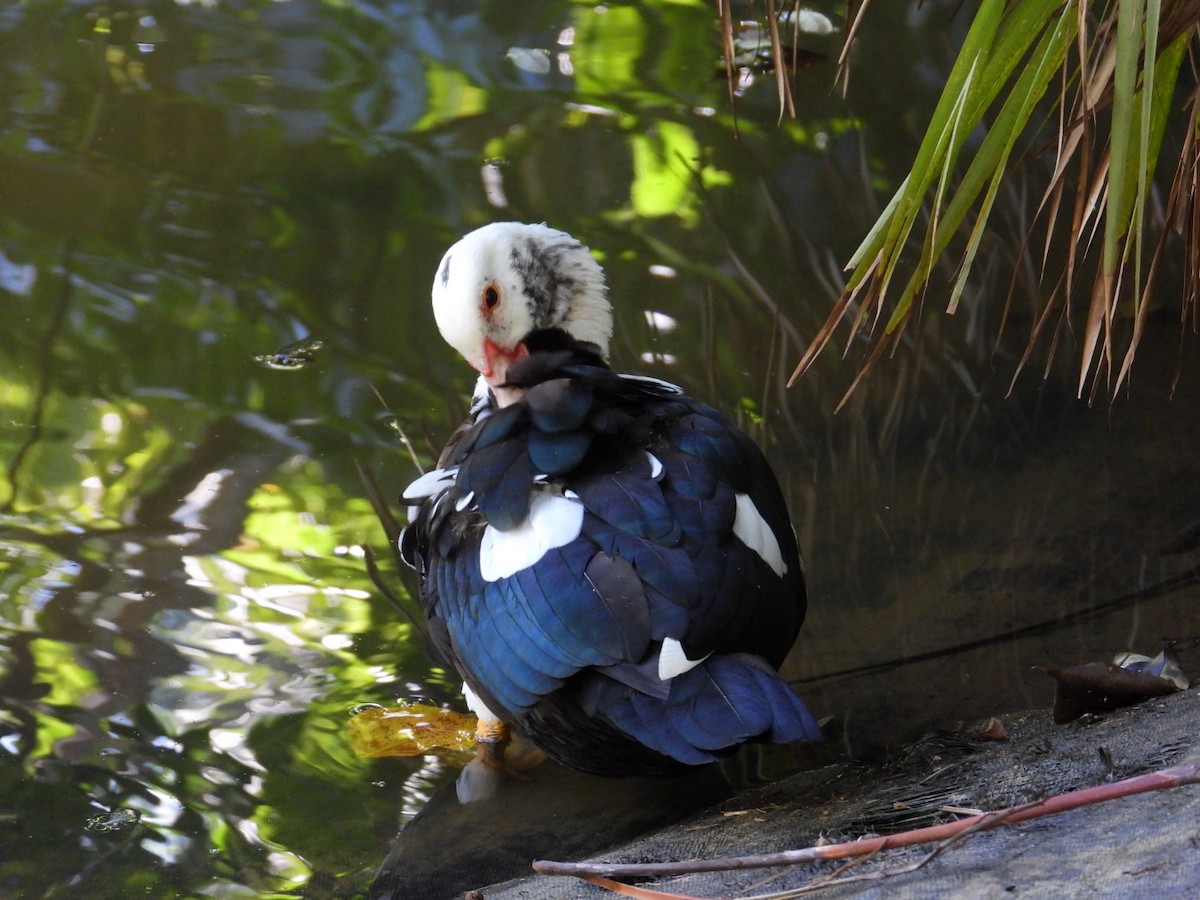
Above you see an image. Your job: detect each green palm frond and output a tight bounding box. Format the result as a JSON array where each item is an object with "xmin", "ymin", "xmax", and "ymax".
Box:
[{"xmin": 775, "ymin": 1, "xmax": 1200, "ymax": 402}]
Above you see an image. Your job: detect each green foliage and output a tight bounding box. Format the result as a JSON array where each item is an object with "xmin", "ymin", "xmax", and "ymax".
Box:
[{"xmin": 790, "ymin": 0, "xmax": 1199, "ymax": 401}]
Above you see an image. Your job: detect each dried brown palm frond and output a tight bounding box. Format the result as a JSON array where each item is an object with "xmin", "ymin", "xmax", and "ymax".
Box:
[
  {"xmin": 748, "ymin": 1, "xmax": 1200, "ymax": 403},
  {"xmin": 718, "ymin": 0, "xmax": 797, "ymax": 121}
]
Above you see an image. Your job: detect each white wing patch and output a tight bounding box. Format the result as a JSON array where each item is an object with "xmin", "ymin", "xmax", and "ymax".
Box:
[
  {"xmin": 733, "ymin": 493, "xmax": 788, "ymax": 576},
  {"xmin": 402, "ymin": 466, "xmax": 458, "ymax": 501},
  {"xmin": 479, "ymin": 493, "xmax": 585, "ymax": 582},
  {"xmin": 403, "ymin": 467, "xmax": 459, "ymax": 523},
  {"xmin": 657, "ymin": 637, "xmax": 710, "ymax": 680},
  {"xmin": 462, "ymin": 682, "xmax": 501, "ymax": 724},
  {"xmin": 645, "ymin": 450, "xmax": 664, "ymax": 480},
  {"xmin": 618, "ymin": 373, "xmax": 684, "ymax": 394}
]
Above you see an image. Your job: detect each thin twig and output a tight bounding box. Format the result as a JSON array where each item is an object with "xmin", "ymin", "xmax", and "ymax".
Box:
[
  {"xmin": 731, "ymin": 808, "xmax": 1027, "ymax": 899},
  {"xmin": 836, "ymin": 0, "xmax": 874, "ymax": 95},
  {"xmin": 717, "ymin": 0, "xmax": 738, "ymax": 133}
]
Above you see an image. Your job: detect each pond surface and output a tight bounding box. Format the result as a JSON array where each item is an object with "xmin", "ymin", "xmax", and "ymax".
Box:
[{"xmin": 2, "ymin": 1, "xmax": 1198, "ymax": 897}]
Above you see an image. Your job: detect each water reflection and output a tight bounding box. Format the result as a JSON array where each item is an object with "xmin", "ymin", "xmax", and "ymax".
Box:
[
  {"xmin": 1, "ymin": 0, "xmax": 1197, "ymax": 897},
  {"xmin": 371, "ymin": 757, "xmax": 731, "ymax": 900}
]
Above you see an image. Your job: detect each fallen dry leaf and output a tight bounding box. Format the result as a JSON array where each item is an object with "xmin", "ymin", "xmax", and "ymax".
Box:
[
  {"xmin": 1037, "ymin": 662, "xmax": 1181, "ymax": 724},
  {"xmin": 979, "ymin": 717, "xmax": 1008, "ymax": 741},
  {"xmin": 346, "ymin": 702, "xmax": 476, "ymax": 758}
]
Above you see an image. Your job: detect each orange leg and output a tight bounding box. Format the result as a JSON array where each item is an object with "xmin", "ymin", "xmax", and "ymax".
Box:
[
  {"xmin": 473, "ymin": 717, "xmax": 512, "ymax": 771},
  {"xmin": 472, "ymin": 718, "xmax": 546, "ymax": 774}
]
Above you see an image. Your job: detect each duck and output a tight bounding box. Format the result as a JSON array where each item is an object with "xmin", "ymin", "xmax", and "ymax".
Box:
[{"xmin": 399, "ymin": 222, "xmax": 820, "ymax": 778}]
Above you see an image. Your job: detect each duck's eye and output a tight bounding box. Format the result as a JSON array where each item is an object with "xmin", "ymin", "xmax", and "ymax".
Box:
[{"xmin": 483, "ymin": 285, "xmax": 500, "ymax": 310}]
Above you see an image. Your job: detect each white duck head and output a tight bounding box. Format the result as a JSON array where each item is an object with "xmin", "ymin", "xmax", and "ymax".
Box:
[{"xmin": 431, "ymin": 222, "xmax": 612, "ymax": 405}]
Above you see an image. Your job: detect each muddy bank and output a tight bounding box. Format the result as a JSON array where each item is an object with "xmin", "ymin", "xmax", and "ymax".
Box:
[{"xmin": 464, "ymin": 686, "xmax": 1200, "ymax": 899}]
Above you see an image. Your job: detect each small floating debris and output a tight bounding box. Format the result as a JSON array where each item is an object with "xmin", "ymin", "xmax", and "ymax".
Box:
[
  {"xmin": 506, "ymin": 47, "xmax": 551, "ymax": 75},
  {"xmin": 378, "ymin": 415, "xmax": 406, "ymax": 440},
  {"xmin": 255, "ymin": 337, "xmax": 324, "ymax": 370},
  {"xmin": 85, "ymin": 808, "xmax": 141, "ymax": 832},
  {"xmin": 347, "ymin": 701, "xmax": 476, "ymax": 760}
]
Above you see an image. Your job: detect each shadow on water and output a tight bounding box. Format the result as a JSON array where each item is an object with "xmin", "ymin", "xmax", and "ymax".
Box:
[{"xmin": 1, "ymin": 0, "xmax": 1198, "ymax": 897}]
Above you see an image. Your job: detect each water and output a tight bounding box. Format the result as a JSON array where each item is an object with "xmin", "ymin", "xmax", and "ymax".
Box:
[{"xmin": 2, "ymin": 1, "xmax": 1197, "ymax": 897}]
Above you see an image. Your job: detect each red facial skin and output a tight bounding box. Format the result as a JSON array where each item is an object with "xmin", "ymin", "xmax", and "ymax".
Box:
[{"xmin": 480, "ymin": 338, "xmax": 529, "ymax": 408}]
